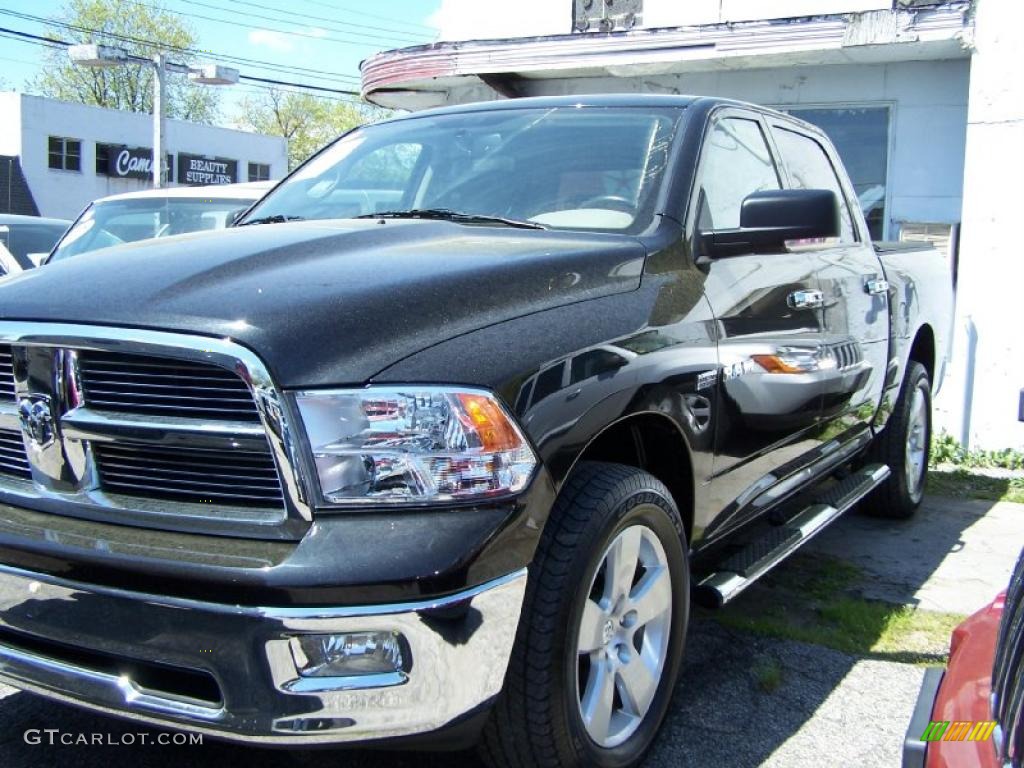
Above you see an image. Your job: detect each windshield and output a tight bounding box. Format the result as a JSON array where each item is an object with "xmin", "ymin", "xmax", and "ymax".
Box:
[
  {"xmin": 0, "ymin": 222, "xmax": 67, "ymax": 265},
  {"xmin": 49, "ymin": 196, "xmax": 257, "ymax": 263},
  {"xmin": 241, "ymin": 106, "xmax": 684, "ymax": 235}
]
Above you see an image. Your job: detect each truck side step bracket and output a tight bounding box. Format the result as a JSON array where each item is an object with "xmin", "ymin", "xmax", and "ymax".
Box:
[{"xmin": 694, "ymin": 463, "xmax": 891, "ymax": 609}]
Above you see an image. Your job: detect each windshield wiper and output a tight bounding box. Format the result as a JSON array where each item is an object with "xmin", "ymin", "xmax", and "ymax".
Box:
[
  {"xmin": 355, "ymin": 208, "xmax": 545, "ymax": 230},
  {"xmin": 237, "ymin": 214, "xmax": 306, "ymax": 226}
]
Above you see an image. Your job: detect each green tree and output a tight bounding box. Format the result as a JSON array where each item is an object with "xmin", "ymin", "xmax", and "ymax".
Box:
[
  {"xmin": 236, "ymin": 89, "xmax": 386, "ymax": 169},
  {"xmin": 31, "ymin": 0, "xmax": 219, "ymax": 123}
]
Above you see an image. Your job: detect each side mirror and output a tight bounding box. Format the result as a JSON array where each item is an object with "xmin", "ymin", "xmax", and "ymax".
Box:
[{"xmin": 700, "ymin": 189, "xmax": 839, "ymax": 257}]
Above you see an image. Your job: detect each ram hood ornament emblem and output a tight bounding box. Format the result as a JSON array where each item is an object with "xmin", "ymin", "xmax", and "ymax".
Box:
[{"xmin": 18, "ymin": 395, "xmax": 55, "ymax": 450}]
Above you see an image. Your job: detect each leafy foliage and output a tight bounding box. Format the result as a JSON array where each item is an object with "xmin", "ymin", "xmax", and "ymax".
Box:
[
  {"xmin": 930, "ymin": 430, "xmax": 1024, "ymax": 471},
  {"xmin": 30, "ymin": 0, "xmax": 219, "ymax": 123},
  {"xmin": 235, "ymin": 89, "xmax": 390, "ymax": 170}
]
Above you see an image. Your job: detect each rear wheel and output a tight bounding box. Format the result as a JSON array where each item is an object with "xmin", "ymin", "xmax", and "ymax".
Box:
[
  {"xmin": 479, "ymin": 462, "xmax": 688, "ymax": 768},
  {"xmin": 864, "ymin": 360, "xmax": 931, "ymax": 518}
]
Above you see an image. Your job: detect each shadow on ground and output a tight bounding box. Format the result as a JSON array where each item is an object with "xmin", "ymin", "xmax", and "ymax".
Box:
[{"xmin": 809, "ymin": 493, "xmax": 1020, "ymax": 614}]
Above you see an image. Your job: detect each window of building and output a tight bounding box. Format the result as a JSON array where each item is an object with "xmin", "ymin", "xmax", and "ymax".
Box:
[
  {"xmin": 248, "ymin": 162, "xmax": 270, "ymax": 182},
  {"xmin": 785, "ymin": 107, "xmax": 890, "ymax": 240},
  {"xmin": 696, "ymin": 117, "xmax": 781, "ymax": 231},
  {"xmin": 95, "ymin": 143, "xmax": 116, "ymax": 175},
  {"xmin": 48, "ymin": 137, "xmax": 82, "ymax": 172},
  {"xmin": 773, "ymin": 127, "xmax": 856, "ymax": 243}
]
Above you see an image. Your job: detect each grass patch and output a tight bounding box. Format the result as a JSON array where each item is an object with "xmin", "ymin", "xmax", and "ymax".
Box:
[
  {"xmin": 712, "ymin": 552, "xmax": 965, "ymax": 664},
  {"xmin": 752, "ymin": 656, "xmax": 783, "ymax": 693},
  {"xmin": 927, "ymin": 469, "xmax": 1024, "ymax": 504}
]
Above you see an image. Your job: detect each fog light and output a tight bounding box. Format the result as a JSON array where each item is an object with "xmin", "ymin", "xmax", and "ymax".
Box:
[{"xmin": 289, "ymin": 632, "xmax": 405, "ymax": 678}]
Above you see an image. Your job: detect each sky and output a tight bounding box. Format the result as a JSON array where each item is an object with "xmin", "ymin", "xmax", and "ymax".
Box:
[{"xmin": 0, "ymin": 0, "xmax": 568, "ymax": 120}]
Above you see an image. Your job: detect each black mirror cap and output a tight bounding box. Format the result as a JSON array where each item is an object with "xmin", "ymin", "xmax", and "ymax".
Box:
[
  {"xmin": 740, "ymin": 189, "xmax": 839, "ymax": 238},
  {"xmin": 701, "ymin": 189, "xmax": 839, "ymax": 258}
]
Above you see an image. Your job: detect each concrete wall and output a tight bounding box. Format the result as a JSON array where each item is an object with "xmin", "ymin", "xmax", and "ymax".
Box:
[
  {"xmin": 936, "ymin": 0, "xmax": 1024, "ymax": 449},
  {"xmin": 643, "ymin": 0, "xmax": 890, "ymax": 27},
  {"xmin": 525, "ymin": 58, "xmax": 970, "ymax": 238},
  {"xmin": 7, "ymin": 94, "xmax": 288, "ymax": 220}
]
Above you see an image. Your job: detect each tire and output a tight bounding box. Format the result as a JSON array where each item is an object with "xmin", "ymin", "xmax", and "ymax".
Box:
[
  {"xmin": 479, "ymin": 461, "xmax": 689, "ymax": 768},
  {"xmin": 864, "ymin": 360, "xmax": 931, "ymax": 519}
]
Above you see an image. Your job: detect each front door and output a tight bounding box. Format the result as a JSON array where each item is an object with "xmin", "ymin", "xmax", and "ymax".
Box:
[{"xmin": 692, "ymin": 111, "xmax": 827, "ymax": 539}]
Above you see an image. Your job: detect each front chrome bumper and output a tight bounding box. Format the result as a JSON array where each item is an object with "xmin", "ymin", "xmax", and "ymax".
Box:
[{"xmin": 0, "ymin": 563, "xmax": 527, "ymax": 744}]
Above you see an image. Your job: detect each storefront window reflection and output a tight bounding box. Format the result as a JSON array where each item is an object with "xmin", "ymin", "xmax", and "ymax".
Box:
[{"xmin": 786, "ymin": 107, "xmax": 890, "ymax": 240}]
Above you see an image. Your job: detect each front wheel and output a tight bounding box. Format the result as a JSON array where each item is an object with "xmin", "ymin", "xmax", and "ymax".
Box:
[
  {"xmin": 864, "ymin": 360, "xmax": 931, "ymax": 518},
  {"xmin": 479, "ymin": 462, "xmax": 688, "ymax": 768}
]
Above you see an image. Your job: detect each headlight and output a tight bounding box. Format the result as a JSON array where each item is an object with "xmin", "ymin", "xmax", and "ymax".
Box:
[{"xmin": 295, "ymin": 387, "xmax": 537, "ymax": 506}]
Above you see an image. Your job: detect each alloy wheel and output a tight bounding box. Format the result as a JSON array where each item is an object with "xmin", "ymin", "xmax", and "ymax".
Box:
[{"xmin": 574, "ymin": 523, "xmax": 673, "ymax": 748}]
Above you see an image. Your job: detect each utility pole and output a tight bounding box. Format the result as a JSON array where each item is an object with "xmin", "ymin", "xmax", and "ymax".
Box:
[
  {"xmin": 152, "ymin": 52, "xmax": 167, "ymax": 188},
  {"xmin": 67, "ymin": 45, "xmax": 238, "ymax": 190}
]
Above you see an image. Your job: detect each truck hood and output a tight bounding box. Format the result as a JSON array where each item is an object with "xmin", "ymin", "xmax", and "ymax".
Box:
[{"xmin": 0, "ymin": 219, "xmax": 646, "ymax": 387}]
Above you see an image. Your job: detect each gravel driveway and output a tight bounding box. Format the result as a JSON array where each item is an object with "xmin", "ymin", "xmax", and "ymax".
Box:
[{"xmin": 0, "ymin": 494, "xmax": 1017, "ymax": 768}]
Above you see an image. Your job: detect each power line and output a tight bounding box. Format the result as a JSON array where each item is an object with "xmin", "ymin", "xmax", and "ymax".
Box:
[
  {"xmin": 232, "ymin": 82, "xmax": 361, "ymax": 105},
  {"xmin": 144, "ymin": 0, "xmax": 422, "ymax": 49},
  {"xmin": 0, "ymin": 26, "xmax": 68, "ymax": 50},
  {"xmin": 0, "ymin": 9, "xmax": 363, "ymax": 84},
  {"xmin": 239, "ymin": 73, "xmax": 358, "ymax": 96},
  {"xmin": 0, "ymin": 25, "xmax": 362, "ymax": 97},
  {"xmin": 220, "ymin": 0, "xmax": 435, "ymax": 42},
  {"xmin": 0, "ymin": 29, "xmax": 362, "ymax": 105},
  {"xmin": 295, "ymin": 0, "xmax": 438, "ymax": 34}
]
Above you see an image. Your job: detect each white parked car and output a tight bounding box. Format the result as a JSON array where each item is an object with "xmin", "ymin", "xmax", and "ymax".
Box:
[
  {"xmin": 0, "ymin": 214, "xmax": 72, "ymax": 270},
  {"xmin": 0, "ymin": 240, "xmax": 22, "ymax": 280},
  {"xmin": 46, "ymin": 181, "xmax": 274, "ymax": 264}
]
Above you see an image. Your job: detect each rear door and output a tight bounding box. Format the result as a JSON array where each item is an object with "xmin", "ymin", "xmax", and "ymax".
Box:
[
  {"xmin": 693, "ymin": 109, "xmax": 827, "ymax": 537},
  {"xmin": 769, "ymin": 120, "xmax": 888, "ymax": 436}
]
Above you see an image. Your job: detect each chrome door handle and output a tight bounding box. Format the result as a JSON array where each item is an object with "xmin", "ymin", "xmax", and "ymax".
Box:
[
  {"xmin": 864, "ymin": 277, "xmax": 890, "ymax": 295},
  {"xmin": 787, "ymin": 289, "xmax": 824, "ymax": 310}
]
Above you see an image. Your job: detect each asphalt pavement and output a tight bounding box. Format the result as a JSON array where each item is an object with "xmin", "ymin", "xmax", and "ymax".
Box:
[{"xmin": 0, "ymin": 493, "xmax": 1018, "ymax": 768}]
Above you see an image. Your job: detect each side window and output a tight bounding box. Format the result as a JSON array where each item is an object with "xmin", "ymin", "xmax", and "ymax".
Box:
[
  {"xmin": 696, "ymin": 117, "xmax": 781, "ymax": 231},
  {"xmin": 773, "ymin": 127, "xmax": 856, "ymax": 243},
  {"xmin": 530, "ymin": 363, "xmax": 566, "ymax": 407},
  {"xmin": 569, "ymin": 349, "xmax": 628, "ymax": 385}
]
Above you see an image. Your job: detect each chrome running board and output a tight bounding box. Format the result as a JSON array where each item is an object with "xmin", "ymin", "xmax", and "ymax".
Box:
[{"xmin": 695, "ymin": 464, "xmax": 891, "ymax": 608}]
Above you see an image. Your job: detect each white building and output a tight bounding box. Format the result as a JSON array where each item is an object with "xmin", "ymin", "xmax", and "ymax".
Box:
[
  {"xmin": 0, "ymin": 92, "xmax": 288, "ymax": 221},
  {"xmin": 362, "ymin": 0, "xmax": 1024, "ymax": 450}
]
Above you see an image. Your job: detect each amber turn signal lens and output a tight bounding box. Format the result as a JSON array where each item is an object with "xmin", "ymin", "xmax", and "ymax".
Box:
[
  {"xmin": 455, "ymin": 393, "xmax": 522, "ymax": 451},
  {"xmin": 751, "ymin": 354, "xmax": 805, "ymax": 374}
]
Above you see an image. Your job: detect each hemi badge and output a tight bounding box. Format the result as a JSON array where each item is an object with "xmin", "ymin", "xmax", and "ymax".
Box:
[{"xmin": 696, "ymin": 370, "xmax": 717, "ymax": 391}]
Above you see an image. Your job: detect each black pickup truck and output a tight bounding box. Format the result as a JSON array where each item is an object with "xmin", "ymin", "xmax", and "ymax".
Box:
[{"xmin": 0, "ymin": 95, "xmax": 952, "ymax": 766}]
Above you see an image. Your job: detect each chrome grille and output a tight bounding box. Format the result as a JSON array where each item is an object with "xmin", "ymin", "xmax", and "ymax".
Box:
[
  {"xmin": 78, "ymin": 350, "xmax": 261, "ymax": 422},
  {"xmin": 94, "ymin": 442, "xmax": 283, "ymax": 507},
  {"xmin": 829, "ymin": 341, "xmax": 863, "ymax": 370},
  {"xmin": 0, "ymin": 428, "xmax": 31, "ymax": 481},
  {"xmin": 0, "ymin": 323, "xmax": 310, "ymax": 540},
  {"xmin": 993, "ymin": 547, "xmax": 1024, "ymax": 768},
  {"xmin": 0, "ymin": 345, "xmax": 14, "ymax": 402}
]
